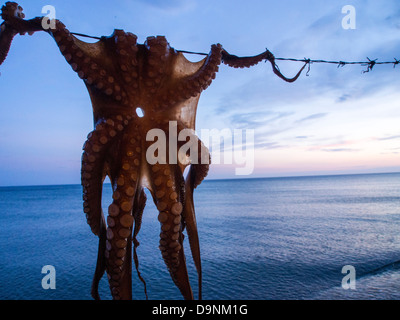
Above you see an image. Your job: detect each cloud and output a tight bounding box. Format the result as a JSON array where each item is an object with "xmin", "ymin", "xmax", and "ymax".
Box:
[
  {"xmin": 254, "ymin": 141, "xmax": 286, "ymax": 150},
  {"xmin": 321, "ymin": 148, "xmax": 361, "ymax": 153},
  {"xmin": 295, "ymin": 113, "xmax": 329, "ymax": 124},
  {"xmin": 229, "ymin": 111, "xmax": 293, "ymax": 129},
  {"xmin": 385, "ymin": 10, "xmax": 400, "ymax": 29},
  {"xmin": 377, "ymin": 134, "xmax": 400, "ymax": 141},
  {"xmin": 337, "ymin": 93, "xmax": 352, "ymax": 103},
  {"xmin": 134, "ymin": 0, "xmax": 195, "ymax": 12},
  {"xmin": 306, "ymin": 137, "xmax": 367, "ymax": 153}
]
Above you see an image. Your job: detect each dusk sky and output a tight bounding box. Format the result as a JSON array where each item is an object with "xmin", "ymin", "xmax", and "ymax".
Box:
[{"xmin": 1, "ymin": 0, "xmax": 400, "ymax": 186}]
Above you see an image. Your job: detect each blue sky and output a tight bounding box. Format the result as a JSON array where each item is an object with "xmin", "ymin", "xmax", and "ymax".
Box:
[{"xmin": 1, "ymin": 0, "xmax": 400, "ymax": 186}]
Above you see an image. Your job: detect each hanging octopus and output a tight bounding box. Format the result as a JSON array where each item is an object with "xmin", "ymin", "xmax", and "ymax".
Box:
[{"xmin": 0, "ymin": 2, "xmax": 306, "ymax": 300}]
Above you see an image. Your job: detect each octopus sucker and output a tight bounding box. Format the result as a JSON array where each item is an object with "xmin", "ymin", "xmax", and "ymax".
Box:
[{"xmin": 0, "ymin": 3, "xmax": 295, "ymax": 300}]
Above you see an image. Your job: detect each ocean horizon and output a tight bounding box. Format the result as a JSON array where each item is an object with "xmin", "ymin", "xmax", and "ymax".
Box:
[
  {"xmin": 0, "ymin": 171, "xmax": 399, "ymax": 300},
  {"xmin": 1, "ymin": 171, "xmax": 399, "ymax": 188}
]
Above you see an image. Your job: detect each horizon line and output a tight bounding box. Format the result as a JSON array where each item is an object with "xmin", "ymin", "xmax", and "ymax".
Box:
[{"xmin": 0, "ymin": 171, "xmax": 399, "ymax": 188}]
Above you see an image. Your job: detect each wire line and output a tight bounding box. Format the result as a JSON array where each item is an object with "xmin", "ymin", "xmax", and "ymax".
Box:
[{"xmin": 69, "ymin": 32, "xmax": 400, "ymax": 74}]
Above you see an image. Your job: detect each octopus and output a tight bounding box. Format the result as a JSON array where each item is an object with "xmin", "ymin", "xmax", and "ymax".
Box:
[{"xmin": 0, "ymin": 2, "xmax": 306, "ymax": 300}]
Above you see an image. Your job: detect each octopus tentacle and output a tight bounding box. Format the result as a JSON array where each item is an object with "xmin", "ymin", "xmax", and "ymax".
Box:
[
  {"xmin": 191, "ymin": 138, "xmax": 211, "ymax": 187},
  {"xmin": 182, "ymin": 166, "xmax": 201, "ymax": 298},
  {"xmin": 90, "ymin": 213, "xmax": 106, "ymax": 300},
  {"xmin": 81, "ymin": 115, "xmax": 131, "ymax": 235},
  {"xmin": 111, "ymin": 30, "xmax": 139, "ymax": 105},
  {"xmin": 183, "ymin": 165, "xmax": 210, "ymax": 293},
  {"xmin": 1, "ymin": 2, "xmax": 25, "ymax": 21},
  {"xmin": 0, "ymin": 2, "xmax": 26, "ymax": 65},
  {"xmin": 132, "ymin": 187, "xmax": 148, "ymax": 299},
  {"xmin": 143, "ymin": 36, "xmax": 170, "ymax": 103},
  {"xmin": 91, "ymin": 165, "xmax": 123, "ymax": 300},
  {"xmin": 0, "ymin": 22, "xmax": 16, "ymax": 65},
  {"xmin": 222, "ymin": 48, "xmax": 308, "ymax": 83},
  {"xmin": 105, "ymin": 124, "xmax": 142, "ymax": 300},
  {"xmin": 221, "ymin": 49, "xmax": 270, "ymax": 68},
  {"xmin": 50, "ymin": 21, "xmax": 128, "ymax": 103},
  {"xmin": 0, "ymin": 2, "xmax": 43, "ymax": 36},
  {"xmin": 149, "ymin": 162, "xmax": 193, "ymax": 300},
  {"xmin": 161, "ymin": 44, "xmax": 222, "ymax": 106},
  {"xmin": 180, "ymin": 137, "xmax": 210, "ymax": 300},
  {"xmin": 183, "ymin": 44, "xmax": 222, "ymax": 94}
]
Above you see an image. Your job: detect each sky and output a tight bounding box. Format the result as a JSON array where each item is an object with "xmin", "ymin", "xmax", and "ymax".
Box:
[{"xmin": 0, "ymin": 0, "xmax": 400, "ymax": 186}]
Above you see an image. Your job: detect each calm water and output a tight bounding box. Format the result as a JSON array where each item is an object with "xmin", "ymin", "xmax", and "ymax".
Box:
[{"xmin": 0, "ymin": 173, "xmax": 399, "ymax": 300}]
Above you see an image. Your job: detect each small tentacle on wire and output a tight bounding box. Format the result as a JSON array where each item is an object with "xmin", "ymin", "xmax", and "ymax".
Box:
[
  {"xmin": 362, "ymin": 57, "xmax": 377, "ymax": 73},
  {"xmin": 219, "ymin": 48, "xmax": 306, "ymax": 82},
  {"xmin": 221, "ymin": 49, "xmax": 270, "ymax": 68},
  {"xmin": 304, "ymin": 58, "xmax": 311, "ymax": 76},
  {"xmin": 265, "ymin": 50, "xmax": 308, "ymax": 83}
]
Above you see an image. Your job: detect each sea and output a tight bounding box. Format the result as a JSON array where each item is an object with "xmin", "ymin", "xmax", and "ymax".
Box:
[{"xmin": 0, "ymin": 172, "xmax": 399, "ymax": 300}]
